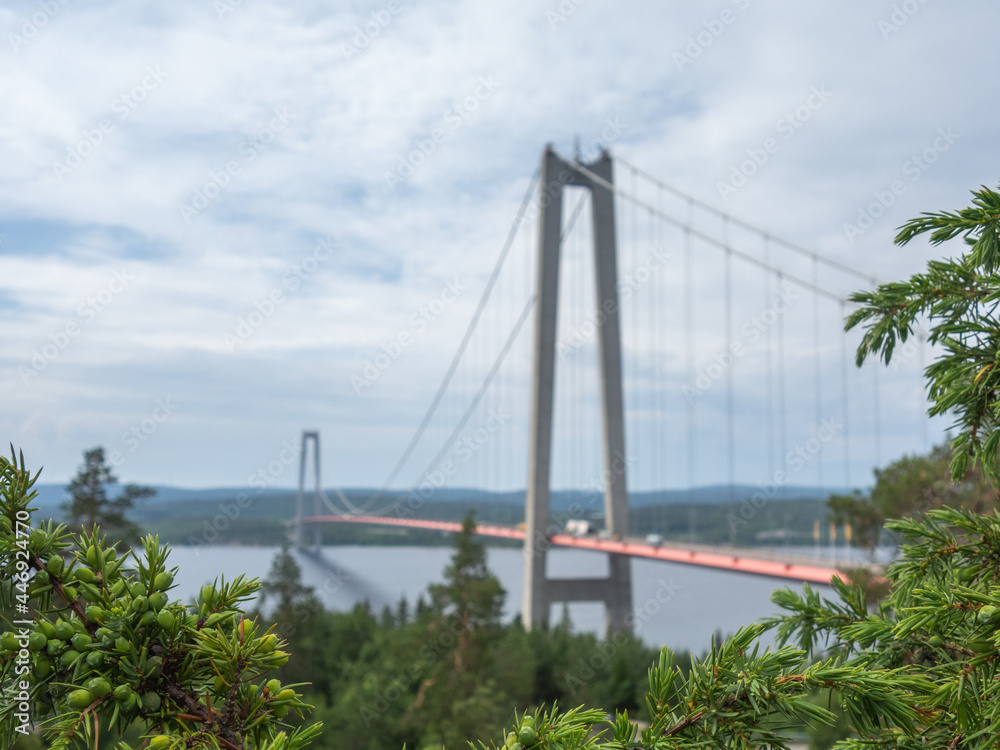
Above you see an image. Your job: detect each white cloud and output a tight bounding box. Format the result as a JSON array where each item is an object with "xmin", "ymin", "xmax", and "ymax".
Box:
[{"xmin": 0, "ymin": 0, "xmax": 993, "ymax": 489}]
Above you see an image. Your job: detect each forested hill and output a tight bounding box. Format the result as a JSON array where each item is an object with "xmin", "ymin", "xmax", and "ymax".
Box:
[
  {"xmin": 27, "ymin": 482, "xmax": 841, "ymax": 548},
  {"xmin": 29, "ymin": 482, "xmax": 846, "ymax": 513}
]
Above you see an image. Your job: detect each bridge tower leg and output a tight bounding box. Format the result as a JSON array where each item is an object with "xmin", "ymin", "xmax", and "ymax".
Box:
[
  {"xmin": 293, "ymin": 430, "xmax": 322, "ymax": 551},
  {"xmin": 523, "ymin": 146, "xmax": 633, "ymax": 636}
]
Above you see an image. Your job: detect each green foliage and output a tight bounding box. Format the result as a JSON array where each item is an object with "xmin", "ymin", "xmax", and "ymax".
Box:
[
  {"xmin": 428, "ymin": 513, "xmax": 505, "ymax": 627},
  {"xmin": 634, "ymin": 497, "xmax": 828, "ymax": 546},
  {"xmin": 769, "ymin": 507, "xmax": 1000, "ymax": 748},
  {"xmin": 0, "ymin": 448, "xmax": 322, "ymax": 750},
  {"xmin": 252, "ymin": 545, "xmax": 326, "ymax": 692},
  {"xmin": 63, "ymin": 447, "xmax": 155, "ymax": 547},
  {"xmin": 474, "ymin": 507, "xmax": 1000, "ymax": 749},
  {"xmin": 846, "ymin": 184, "xmax": 1000, "ymax": 484},
  {"xmin": 257, "ymin": 516, "xmax": 667, "ymax": 750},
  {"xmin": 401, "ymin": 514, "xmax": 507, "ymax": 749},
  {"xmin": 481, "ymin": 619, "xmax": 928, "ymax": 750},
  {"xmin": 257, "ymin": 546, "xmax": 320, "ymax": 620},
  {"xmin": 828, "ymin": 442, "xmax": 999, "ymax": 552},
  {"xmin": 827, "ymin": 492, "xmax": 884, "ymax": 551}
]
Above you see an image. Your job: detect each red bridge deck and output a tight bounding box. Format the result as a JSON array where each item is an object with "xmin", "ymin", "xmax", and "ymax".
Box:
[{"xmin": 301, "ymin": 515, "xmax": 848, "ymax": 585}]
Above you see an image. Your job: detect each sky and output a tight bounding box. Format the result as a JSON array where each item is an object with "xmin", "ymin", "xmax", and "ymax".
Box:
[{"xmin": 4, "ymin": 0, "xmax": 999, "ymax": 494}]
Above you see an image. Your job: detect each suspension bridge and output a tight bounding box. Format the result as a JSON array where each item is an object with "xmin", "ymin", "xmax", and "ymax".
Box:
[
  {"xmin": 291, "ymin": 145, "xmax": 930, "ymax": 634},
  {"xmin": 297, "ymin": 513, "xmax": 856, "ymax": 586}
]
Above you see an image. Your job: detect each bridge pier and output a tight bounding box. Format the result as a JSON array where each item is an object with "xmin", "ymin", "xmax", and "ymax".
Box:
[{"xmin": 523, "ymin": 146, "xmax": 633, "ymax": 636}]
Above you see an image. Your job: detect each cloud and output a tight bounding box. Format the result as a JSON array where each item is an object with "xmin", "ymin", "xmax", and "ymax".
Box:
[{"xmin": 0, "ymin": 0, "xmax": 993, "ymax": 488}]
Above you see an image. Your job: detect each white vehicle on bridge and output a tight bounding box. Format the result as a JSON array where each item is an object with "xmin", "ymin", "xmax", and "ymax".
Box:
[
  {"xmin": 645, "ymin": 533, "xmax": 663, "ymax": 547},
  {"xmin": 565, "ymin": 519, "xmax": 594, "ymax": 536}
]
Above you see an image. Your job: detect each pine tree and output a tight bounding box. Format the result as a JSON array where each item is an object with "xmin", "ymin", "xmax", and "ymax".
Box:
[
  {"xmin": 847, "ymin": 184, "xmax": 1000, "ymax": 484},
  {"xmin": 396, "ymin": 596, "xmax": 409, "ymax": 627},
  {"xmin": 255, "ymin": 544, "xmax": 325, "ymax": 688},
  {"xmin": 409, "ymin": 513, "xmax": 508, "ymax": 748},
  {"xmin": 62, "ymin": 447, "xmax": 154, "ymax": 546},
  {"xmin": 428, "ymin": 512, "xmax": 505, "ymax": 630},
  {"xmin": 256, "ymin": 545, "xmax": 322, "ymax": 628}
]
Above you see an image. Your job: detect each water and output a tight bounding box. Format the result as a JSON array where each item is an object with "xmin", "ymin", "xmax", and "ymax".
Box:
[{"xmin": 163, "ymin": 544, "xmax": 846, "ymax": 653}]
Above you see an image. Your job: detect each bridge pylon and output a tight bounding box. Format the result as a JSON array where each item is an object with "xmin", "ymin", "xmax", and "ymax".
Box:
[
  {"xmin": 523, "ymin": 146, "xmax": 633, "ymax": 636},
  {"xmin": 293, "ymin": 430, "xmax": 322, "ymax": 551}
]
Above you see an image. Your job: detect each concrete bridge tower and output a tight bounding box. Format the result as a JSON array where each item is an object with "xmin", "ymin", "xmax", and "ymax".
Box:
[
  {"xmin": 293, "ymin": 430, "xmax": 322, "ymax": 551},
  {"xmin": 523, "ymin": 146, "xmax": 633, "ymax": 635}
]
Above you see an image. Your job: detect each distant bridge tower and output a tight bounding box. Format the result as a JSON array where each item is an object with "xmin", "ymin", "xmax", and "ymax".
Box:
[
  {"xmin": 293, "ymin": 430, "xmax": 322, "ymax": 551},
  {"xmin": 523, "ymin": 146, "xmax": 633, "ymax": 635}
]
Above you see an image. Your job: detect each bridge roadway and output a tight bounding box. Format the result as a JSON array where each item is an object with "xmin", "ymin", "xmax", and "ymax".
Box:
[{"xmin": 301, "ymin": 515, "xmax": 858, "ymax": 585}]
